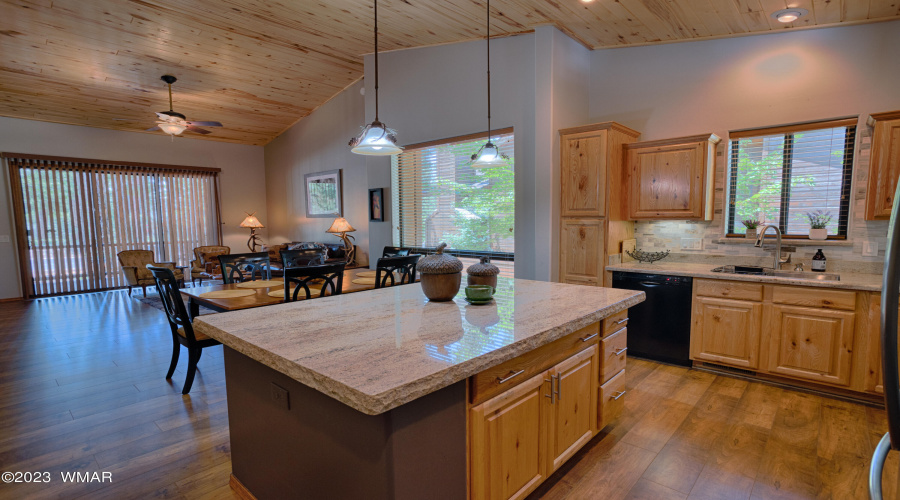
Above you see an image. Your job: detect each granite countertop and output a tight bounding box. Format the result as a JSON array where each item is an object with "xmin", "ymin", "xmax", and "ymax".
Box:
[
  {"xmin": 193, "ymin": 278, "xmax": 644, "ymax": 415},
  {"xmin": 607, "ymin": 262, "xmax": 883, "ymax": 292}
]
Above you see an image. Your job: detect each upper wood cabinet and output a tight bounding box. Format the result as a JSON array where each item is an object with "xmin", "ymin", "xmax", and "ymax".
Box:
[
  {"xmin": 559, "ymin": 122, "xmax": 641, "ymax": 220},
  {"xmin": 865, "ymin": 110, "xmax": 900, "ymax": 220},
  {"xmin": 625, "ymin": 133, "xmax": 720, "ymax": 220}
]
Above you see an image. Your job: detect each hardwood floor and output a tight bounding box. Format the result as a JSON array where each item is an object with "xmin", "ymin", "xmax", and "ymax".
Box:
[{"xmin": 0, "ymin": 290, "xmax": 895, "ymax": 499}]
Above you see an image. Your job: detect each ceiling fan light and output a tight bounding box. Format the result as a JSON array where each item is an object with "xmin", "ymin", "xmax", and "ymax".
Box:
[
  {"xmin": 471, "ymin": 142, "xmax": 508, "ymax": 168},
  {"xmin": 349, "ymin": 121, "xmax": 402, "ymax": 156},
  {"xmin": 158, "ymin": 122, "xmax": 186, "ymax": 135}
]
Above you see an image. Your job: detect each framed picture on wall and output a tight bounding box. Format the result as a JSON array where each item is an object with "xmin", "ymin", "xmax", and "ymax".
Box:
[
  {"xmin": 304, "ymin": 170, "xmax": 342, "ymax": 218},
  {"xmin": 369, "ymin": 188, "xmax": 384, "ymax": 222}
]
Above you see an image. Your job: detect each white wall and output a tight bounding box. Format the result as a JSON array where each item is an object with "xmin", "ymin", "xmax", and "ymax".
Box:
[
  {"xmin": 589, "ymin": 20, "xmax": 900, "ymax": 265},
  {"xmin": 0, "ymin": 117, "xmax": 266, "ymax": 299},
  {"xmin": 263, "ymin": 79, "xmax": 369, "ymax": 263}
]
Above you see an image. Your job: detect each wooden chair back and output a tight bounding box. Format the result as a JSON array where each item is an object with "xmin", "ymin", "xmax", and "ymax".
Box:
[
  {"xmin": 375, "ymin": 255, "xmax": 420, "ymax": 288},
  {"xmin": 147, "ymin": 265, "xmax": 200, "ymax": 344},
  {"xmin": 283, "ymin": 263, "xmax": 346, "ymax": 301},
  {"xmin": 218, "ymin": 252, "xmax": 271, "ymax": 284}
]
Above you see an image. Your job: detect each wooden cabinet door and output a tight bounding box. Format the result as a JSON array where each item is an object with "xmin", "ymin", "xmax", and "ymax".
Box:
[
  {"xmin": 626, "ymin": 134, "xmax": 718, "ymax": 220},
  {"xmin": 559, "ymin": 218, "xmax": 605, "ymax": 286},
  {"xmin": 561, "ymin": 129, "xmax": 608, "ymax": 217},
  {"xmin": 547, "ymin": 345, "xmax": 598, "ymax": 473},
  {"xmin": 470, "ymin": 372, "xmax": 550, "ymax": 500},
  {"xmin": 865, "ymin": 114, "xmax": 900, "ymax": 220},
  {"xmin": 765, "ymin": 305, "xmax": 856, "ymax": 387},
  {"xmin": 690, "ymin": 296, "xmax": 762, "ymax": 370}
]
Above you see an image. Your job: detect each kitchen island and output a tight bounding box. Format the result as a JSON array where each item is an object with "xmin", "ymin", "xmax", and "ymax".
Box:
[{"xmin": 193, "ymin": 277, "xmax": 644, "ymax": 500}]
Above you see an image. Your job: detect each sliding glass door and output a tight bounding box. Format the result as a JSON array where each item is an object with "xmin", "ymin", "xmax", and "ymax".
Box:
[{"xmin": 5, "ymin": 154, "xmax": 221, "ymax": 298}]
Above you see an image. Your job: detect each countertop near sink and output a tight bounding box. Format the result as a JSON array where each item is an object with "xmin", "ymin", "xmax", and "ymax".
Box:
[{"xmin": 607, "ymin": 262, "xmax": 883, "ymax": 292}]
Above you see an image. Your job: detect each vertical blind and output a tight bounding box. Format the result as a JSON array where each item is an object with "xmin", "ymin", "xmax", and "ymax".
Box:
[
  {"xmin": 4, "ymin": 154, "xmax": 221, "ymax": 298},
  {"xmin": 726, "ymin": 118, "xmax": 856, "ymax": 237},
  {"xmin": 392, "ymin": 129, "xmax": 515, "ymax": 256}
]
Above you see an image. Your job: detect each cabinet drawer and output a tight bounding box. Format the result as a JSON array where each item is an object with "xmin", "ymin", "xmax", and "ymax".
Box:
[
  {"xmin": 694, "ymin": 279, "xmax": 763, "ymax": 301},
  {"xmin": 470, "ymin": 322, "xmax": 600, "ymax": 406},
  {"xmin": 598, "ymin": 369, "xmax": 626, "ymax": 430},
  {"xmin": 600, "ymin": 327, "xmax": 627, "ymax": 382},
  {"xmin": 771, "ymin": 286, "xmax": 856, "ymax": 311},
  {"xmin": 602, "ymin": 309, "xmax": 629, "ymax": 335}
]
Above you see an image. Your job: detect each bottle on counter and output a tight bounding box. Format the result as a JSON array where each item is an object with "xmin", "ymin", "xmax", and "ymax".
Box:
[{"xmin": 812, "ymin": 249, "xmax": 826, "ymax": 272}]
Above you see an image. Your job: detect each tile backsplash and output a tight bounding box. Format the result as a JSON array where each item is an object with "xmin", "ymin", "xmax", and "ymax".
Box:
[{"xmin": 632, "ymin": 125, "xmax": 888, "ymax": 275}]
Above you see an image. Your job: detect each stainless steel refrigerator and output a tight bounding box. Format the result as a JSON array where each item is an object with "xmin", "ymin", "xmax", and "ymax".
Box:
[{"xmin": 870, "ymin": 185, "xmax": 900, "ymax": 499}]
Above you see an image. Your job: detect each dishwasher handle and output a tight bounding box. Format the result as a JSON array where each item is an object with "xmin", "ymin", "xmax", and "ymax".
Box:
[{"xmin": 638, "ymin": 281, "xmax": 663, "ymax": 287}]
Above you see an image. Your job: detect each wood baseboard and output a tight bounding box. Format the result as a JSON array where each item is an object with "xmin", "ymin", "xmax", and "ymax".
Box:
[
  {"xmin": 229, "ymin": 474, "xmax": 258, "ymax": 500},
  {"xmin": 0, "ymin": 297, "xmax": 23, "ymax": 303},
  {"xmin": 693, "ymin": 361, "xmax": 884, "ymax": 407}
]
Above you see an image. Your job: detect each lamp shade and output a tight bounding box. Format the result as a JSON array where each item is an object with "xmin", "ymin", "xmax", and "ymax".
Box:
[
  {"xmin": 158, "ymin": 122, "xmax": 186, "ymax": 136},
  {"xmin": 239, "ymin": 214, "xmax": 265, "ymax": 228},
  {"xmin": 326, "ymin": 217, "xmax": 356, "ymax": 234},
  {"xmin": 350, "ymin": 121, "xmax": 402, "ymax": 156},
  {"xmin": 471, "ymin": 142, "xmax": 508, "ymax": 168}
]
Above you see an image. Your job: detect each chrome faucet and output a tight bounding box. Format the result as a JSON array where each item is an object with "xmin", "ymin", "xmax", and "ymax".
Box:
[{"xmin": 755, "ymin": 224, "xmax": 791, "ymax": 271}]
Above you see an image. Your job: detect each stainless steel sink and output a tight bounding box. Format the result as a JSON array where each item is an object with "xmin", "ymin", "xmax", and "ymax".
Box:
[{"xmin": 711, "ymin": 266, "xmax": 840, "ymax": 281}]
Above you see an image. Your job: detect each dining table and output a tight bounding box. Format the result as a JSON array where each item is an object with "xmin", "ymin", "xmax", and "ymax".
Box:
[{"xmin": 180, "ymin": 268, "xmax": 404, "ymax": 319}]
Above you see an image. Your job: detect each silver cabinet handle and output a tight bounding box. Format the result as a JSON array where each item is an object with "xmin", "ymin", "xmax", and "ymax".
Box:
[
  {"xmin": 545, "ymin": 377, "xmax": 555, "ymax": 404},
  {"xmin": 580, "ymin": 332, "xmax": 599, "ymax": 342},
  {"xmin": 614, "ymin": 347, "xmax": 628, "ymax": 356},
  {"xmin": 610, "ymin": 326, "xmax": 626, "ymax": 337},
  {"xmin": 616, "ymin": 317, "xmax": 629, "ymax": 325},
  {"xmin": 612, "ymin": 390, "xmax": 627, "ymax": 401},
  {"xmin": 497, "ymin": 369, "xmax": 524, "ymax": 384},
  {"xmin": 554, "ymin": 373, "xmax": 561, "ymax": 401}
]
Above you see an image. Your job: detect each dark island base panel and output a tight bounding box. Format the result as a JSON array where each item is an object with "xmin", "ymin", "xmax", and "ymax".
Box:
[{"xmin": 224, "ymin": 347, "xmax": 468, "ymax": 500}]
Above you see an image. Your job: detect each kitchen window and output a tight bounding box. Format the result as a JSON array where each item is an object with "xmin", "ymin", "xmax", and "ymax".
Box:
[
  {"xmin": 726, "ymin": 118, "xmax": 856, "ymax": 238},
  {"xmin": 391, "ymin": 129, "xmax": 514, "ymax": 273}
]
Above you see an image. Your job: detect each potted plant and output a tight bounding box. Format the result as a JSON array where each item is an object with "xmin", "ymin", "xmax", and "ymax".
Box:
[
  {"xmin": 741, "ymin": 219, "xmax": 761, "ymax": 240},
  {"xmin": 806, "ymin": 210, "xmax": 832, "ymax": 240}
]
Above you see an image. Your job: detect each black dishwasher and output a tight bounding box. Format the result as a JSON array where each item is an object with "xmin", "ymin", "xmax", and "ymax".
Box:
[{"xmin": 612, "ymin": 271, "xmax": 693, "ymax": 367}]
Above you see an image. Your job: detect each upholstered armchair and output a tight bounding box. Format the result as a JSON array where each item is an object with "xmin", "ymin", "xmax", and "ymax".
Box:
[
  {"xmin": 190, "ymin": 245, "xmax": 230, "ymax": 285},
  {"xmin": 117, "ymin": 249, "xmax": 183, "ymax": 296}
]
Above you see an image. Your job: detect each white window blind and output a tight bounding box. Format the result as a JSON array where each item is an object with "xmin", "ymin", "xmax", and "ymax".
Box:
[
  {"xmin": 392, "ymin": 130, "xmax": 514, "ymax": 255},
  {"xmin": 5, "ymin": 154, "xmax": 221, "ymax": 297},
  {"xmin": 727, "ymin": 118, "xmax": 856, "ymax": 237}
]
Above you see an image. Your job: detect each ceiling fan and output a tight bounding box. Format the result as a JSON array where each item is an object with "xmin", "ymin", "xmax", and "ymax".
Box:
[{"xmin": 147, "ymin": 75, "xmax": 223, "ymax": 138}]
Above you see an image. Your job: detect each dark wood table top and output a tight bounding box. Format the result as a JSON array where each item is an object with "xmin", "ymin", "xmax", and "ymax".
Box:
[{"xmin": 180, "ymin": 268, "xmax": 393, "ymax": 313}]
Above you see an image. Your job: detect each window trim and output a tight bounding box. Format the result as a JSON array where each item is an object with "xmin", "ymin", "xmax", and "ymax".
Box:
[{"xmin": 725, "ymin": 118, "xmax": 857, "ymax": 240}]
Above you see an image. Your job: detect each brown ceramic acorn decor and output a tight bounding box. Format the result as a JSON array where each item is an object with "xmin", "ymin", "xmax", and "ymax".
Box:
[
  {"xmin": 417, "ymin": 242, "xmax": 463, "ymax": 301},
  {"xmin": 466, "ymin": 256, "xmax": 500, "ymax": 290}
]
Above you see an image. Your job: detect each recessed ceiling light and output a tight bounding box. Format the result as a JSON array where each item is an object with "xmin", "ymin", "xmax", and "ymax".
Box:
[{"xmin": 772, "ymin": 8, "xmax": 808, "ymax": 23}]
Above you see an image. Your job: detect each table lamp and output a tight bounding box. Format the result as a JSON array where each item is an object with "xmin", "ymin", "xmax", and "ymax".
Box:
[
  {"xmin": 240, "ymin": 212, "xmax": 265, "ymax": 252},
  {"xmin": 326, "ymin": 217, "xmax": 356, "ymax": 266}
]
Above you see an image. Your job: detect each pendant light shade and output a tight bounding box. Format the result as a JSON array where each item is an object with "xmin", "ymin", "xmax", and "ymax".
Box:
[
  {"xmin": 350, "ymin": 120, "xmax": 402, "ymax": 155},
  {"xmin": 349, "ymin": 0, "xmax": 402, "ymax": 156},
  {"xmin": 470, "ymin": 0, "xmax": 508, "ymax": 168}
]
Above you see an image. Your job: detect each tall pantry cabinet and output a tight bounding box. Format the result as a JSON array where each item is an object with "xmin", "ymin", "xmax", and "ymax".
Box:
[{"xmin": 559, "ymin": 122, "xmax": 640, "ymax": 287}]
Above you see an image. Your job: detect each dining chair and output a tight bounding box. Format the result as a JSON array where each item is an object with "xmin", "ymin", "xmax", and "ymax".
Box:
[
  {"xmin": 147, "ymin": 265, "xmax": 221, "ymax": 395},
  {"xmin": 283, "ymin": 263, "xmax": 347, "ymax": 301},
  {"xmin": 375, "ymin": 254, "xmax": 420, "ymax": 288},
  {"xmin": 382, "ymin": 246, "xmax": 411, "ymax": 258},
  {"xmin": 218, "ymin": 252, "xmax": 271, "ymax": 284},
  {"xmin": 280, "ymin": 248, "xmax": 327, "ymax": 268}
]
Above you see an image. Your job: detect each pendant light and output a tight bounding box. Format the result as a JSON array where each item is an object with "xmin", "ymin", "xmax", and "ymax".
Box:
[
  {"xmin": 470, "ymin": 0, "xmax": 509, "ymax": 168},
  {"xmin": 349, "ymin": 0, "xmax": 402, "ymax": 156}
]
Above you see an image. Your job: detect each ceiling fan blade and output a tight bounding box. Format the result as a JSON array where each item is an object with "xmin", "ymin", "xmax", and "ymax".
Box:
[
  {"xmin": 185, "ymin": 125, "xmax": 212, "ymax": 135},
  {"xmin": 187, "ymin": 121, "xmax": 223, "ymax": 127},
  {"xmin": 146, "ymin": 126, "xmax": 161, "ymax": 132}
]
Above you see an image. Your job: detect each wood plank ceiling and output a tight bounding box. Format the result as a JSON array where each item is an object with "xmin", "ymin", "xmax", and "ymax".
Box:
[{"xmin": 1, "ymin": 0, "xmax": 898, "ymax": 146}]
